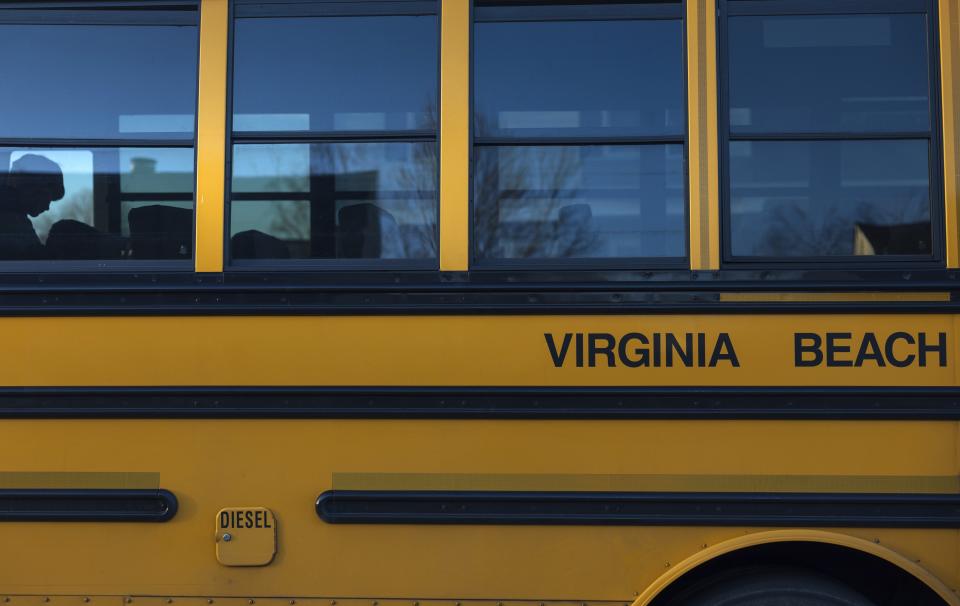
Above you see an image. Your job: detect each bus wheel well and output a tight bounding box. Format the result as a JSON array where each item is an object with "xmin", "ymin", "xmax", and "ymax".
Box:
[{"xmin": 646, "ymin": 541, "xmax": 949, "ymax": 606}]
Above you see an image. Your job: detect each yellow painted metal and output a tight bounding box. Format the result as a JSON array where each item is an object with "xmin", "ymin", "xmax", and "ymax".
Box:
[
  {"xmin": 439, "ymin": 0, "xmax": 470, "ymax": 271},
  {"xmin": 942, "ymin": 0, "xmax": 960, "ymax": 267},
  {"xmin": 194, "ymin": 0, "xmax": 229, "ymax": 273},
  {"xmin": 0, "ymin": 419, "xmax": 955, "ymax": 598},
  {"xmin": 634, "ymin": 529, "xmax": 960, "ymax": 606},
  {"xmin": 686, "ymin": 0, "xmax": 720, "ymax": 270},
  {"xmin": 216, "ymin": 507, "xmax": 278, "ymax": 567},
  {"xmin": 0, "ymin": 314, "xmax": 956, "ymax": 387},
  {"xmin": 0, "ymin": 472, "xmax": 158, "ymax": 489},
  {"xmin": 332, "ymin": 472, "xmax": 960, "ymax": 494}
]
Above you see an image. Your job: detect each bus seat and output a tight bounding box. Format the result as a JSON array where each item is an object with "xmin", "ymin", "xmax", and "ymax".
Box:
[
  {"xmin": 337, "ymin": 203, "xmax": 403, "ymax": 259},
  {"xmin": 128, "ymin": 205, "xmax": 193, "ymax": 260},
  {"xmin": 46, "ymin": 219, "xmax": 124, "ymax": 260},
  {"xmin": 231, "ymin": 229, "xmax": 291, "ymax": 259}
]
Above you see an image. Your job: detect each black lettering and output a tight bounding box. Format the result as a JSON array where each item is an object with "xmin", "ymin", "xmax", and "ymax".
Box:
[
  {"xmin": 825, "ymin": 332, "xmax": 853, "ymax": 367},
  {"xmin": 618, "ymin": 333, "xmax": 648, "ymax": 368},
  {"xmin": 709, "ymin": 333, "xmax": 740, "ymax": 367},
  {"xmin": 885, "ymin": 332, "xmax": 916, "ymax": 368},
  {"xmin": 576, "ymin": 333, "xmax": 584, "ymax": 368},
  {"xmin": 653, "ymin": 333, "xmax": 661, "ymax": 367},
  {"xmin": 666, "ymin": 333, "xmax": 693, "ymax": 368},
  {"xmin": 265, "ymin": 513, "xmax": 272, "ymax": 528},
  {"xmin": 854, "ymin": 333, "xmax": 885, "ymax": 367},
  {"xmin": 544, "ymin": 333, "xmax": 573, "ymax": 368},
  {"xmin": 245, "ymin": 511, "xmax": 253, "ymax": 528},
  {"xmin": 220, "ymin": 511, "xmax": 230, "ymax": 529},
  {"xmin": 697, "ymin": 333, "xmax": 706, "ymax": 367},
  {"xmin": 918, "ymin": 332, "xmax": 947, "ymax": 368},
  {"xmin": 589, "ymin": 333, "xmax": 616, "ymax": 368},
  {"xmin": 794, "ymin": 333, "xmax": 823, "ymax": 367}
]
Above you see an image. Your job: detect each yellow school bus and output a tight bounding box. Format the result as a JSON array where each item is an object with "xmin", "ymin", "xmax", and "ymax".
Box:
[{"xmin": 0, "ymin": 0, "xmax": 958, "ymax": 605}]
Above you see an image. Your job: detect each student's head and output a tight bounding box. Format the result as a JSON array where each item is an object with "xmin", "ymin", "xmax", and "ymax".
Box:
[{"xmin": 7, "ymin": 154, "xmax": 65, "ymax": 216}]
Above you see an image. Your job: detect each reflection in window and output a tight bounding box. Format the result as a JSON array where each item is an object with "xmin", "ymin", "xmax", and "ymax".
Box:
[
  {"xmin": 473, "ymin": 1, "xmax": 685, "ymax": 265},
  {"xmin": 728, "ymin": 14, "xmax": 930, "ymax": 134},
  {"xmin": 229, "ymin": 2, "xmax": 439, "ymax": 266},
  {"xmin": 0, "ymin": 148, "xmax": 194, "ymax": 261},
  {"xmin": 231, "ymin": 143, "xmax": 437, "ymax": 260},
  {"xmin": 475, "ymin": 145, "xmax": 684, "ymax": 259},
  {"xmin": 0, "ymin": 14, "xmax": 198, "ymax": 140},
  {"xmin": 475, "ymin": 18, "xmax": 683, "ymax": 138},
  {"xmin": 722, "ymin": 1, "xmax": 938, "ymax": 261},
  {"xmin": 233, "ymin": 16, "xmax": 437, "ymax": 133},
  {"xmin": 729, "ymin": 140, "xmax": 931, "ymax": 257}
]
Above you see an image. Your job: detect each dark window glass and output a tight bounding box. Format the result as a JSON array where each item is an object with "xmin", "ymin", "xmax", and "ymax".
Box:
[
  {"xmin": 729, "ymin": 140, "xmax": 931, "ymax": 257},
  {"xmin": 0, "ymin": 22, "xmax": 198, "ymax": 140},
  {"xmin": 722, "ymin": 1, "xmax": 938, "ymax": 263},
  {"xmin": 231, "ymin": 143, "xmax": 437, "ymax": 260},
  {"xmin": 473, "ymin": 2, "xmax": 686, "ymax": 266},
  {"xmin": 475, "ymin": 19, "xmax": 683, "ymax": 138},
  {"xmin": 475, "ymin": 145, "xmax": 684, "ymax": 260},
  {"xmin": 0, "ymin": 147, "xmax": 194, "ymax": 261},
  {"xmin": 233, "ymin": 16, "xmax": 437, "ymax": 133},
  {"xmin": 728, "ymin": 14, "xmax": 930, "ymax": 134}
]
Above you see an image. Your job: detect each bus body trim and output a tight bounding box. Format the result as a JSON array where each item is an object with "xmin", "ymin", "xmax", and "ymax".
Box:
[
  {"xmin": 315, "ymin": 490, "xmax": 960, "ymax": 528},
  {"xmin": 0, "ymin": 489, "xmax": 178, "ymax": 522}
]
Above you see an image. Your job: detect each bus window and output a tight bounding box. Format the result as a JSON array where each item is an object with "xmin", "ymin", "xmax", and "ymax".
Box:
[
  {"xmin": 722, "ymin": 1, "xmax": 940, "ymax": 262},
  {"xmin": 472, "ymin": 1, "xmax": 686, "ymax": 266},
  {"xmin": 0, "ymin": 2, "xmax": 198, "ymax": 263},
  {"xmin": 229, "ymin": 0, "xmax": 439, "ymax": 266}
]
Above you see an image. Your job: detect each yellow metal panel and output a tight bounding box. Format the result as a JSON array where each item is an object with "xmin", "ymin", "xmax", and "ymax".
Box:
[
  {"xmin": 332, "ymin": 472, "xmax": 960, "ymax": 494},
  {"xmin": 687, "ymin": 0, "xmax": 720, "ymax": 270},
  {"xmin": 194, "ymin": 0, "xmax": 229, "ymax": 273},
  {"xmin": 0, "ymin": 419, "xmax": 955, "ymax": 597},
  {"xmin": 0, "ymin": 314, "xmax": 956, "ymax": 387},
  {"xmin": 439, "ymin": 0, "xmax": 470, "ymax": 271},
  {"xmin": 942, "ymin": 0, "xmax": 960, "ymax": 267}
]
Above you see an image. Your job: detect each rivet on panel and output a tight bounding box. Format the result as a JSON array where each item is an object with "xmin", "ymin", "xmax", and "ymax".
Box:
[
  {"xmin": 330, "ymin": 601, "xmax": 336, "ymax": 606},
  {"xmin": 290, "ymin": 600, "xmax": 296, "ymax": 605},
  {"xmin": 83, "ymin": 600, "xmax": 90, "ymax": 604},
  {"xmin": 126, "ymin": 600, "xmax": 133, "ymax": 604},
  {"xmin": 249, "ymin": 600, "xmax": 255, "ymax": 605},
  {"xmin": 208, "ymin": 600, "xmax": 214, "ymax": 604},
  {"xmin": 874, "ymin": 538, "xmax": 881, "ymax": 544},
  {"xmin": 43, "ymin": 599, "xmax": 50, "ymax": 603},
  {"xmin": 167, "ymin": 600, "xmax": 173, "ymax": 604}
]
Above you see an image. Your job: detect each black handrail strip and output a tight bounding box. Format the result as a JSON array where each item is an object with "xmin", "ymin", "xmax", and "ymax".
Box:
[
  {"xmin": 315, "ymin": 490, "xmax": 960, "ymax": 528},
  {"xmin": 0, "ymin": 489, "xmax": 178, "ymax": 522},
  {"xmin": 0, "ymin": 386, "xmax": 958, "ymax": 419}
]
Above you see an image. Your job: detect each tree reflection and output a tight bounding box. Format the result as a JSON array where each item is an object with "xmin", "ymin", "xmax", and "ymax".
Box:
[
  {"xmin": 474, "ymin": 116, "xmax": 599, "ymax": 259},
  {"xmin": 751, "ymin": 192, "xmax": 930, "ymax": 257}
]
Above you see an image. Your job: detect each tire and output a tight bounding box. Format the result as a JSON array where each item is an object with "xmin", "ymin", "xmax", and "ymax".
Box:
[{"xmin": 673, "ymin": 567, "xmax": 878, "ymax": 606}]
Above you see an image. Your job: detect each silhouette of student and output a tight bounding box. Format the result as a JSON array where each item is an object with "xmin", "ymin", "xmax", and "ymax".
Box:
[{"xmin": 0, "ymin": 154, "xmax": 64, "ymax": 260}]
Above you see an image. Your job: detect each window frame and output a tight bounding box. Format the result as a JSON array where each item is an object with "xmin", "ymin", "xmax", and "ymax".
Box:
[
  {"xmin": 718, "ymin": 0, "xmax": 946, "ymax": 268},
  {"xmin": 224, "ymin": 0, "xmax": 442, "ymax": 270},
  {"xmin": 0, "ymin": 0, "xmax": 201, "ymax": 272},
  {"xmin": 469, "ymin": 0, "xmax": 690, "ymax": 271}
]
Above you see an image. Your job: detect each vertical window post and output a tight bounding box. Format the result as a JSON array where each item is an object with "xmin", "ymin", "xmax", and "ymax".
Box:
[
  {"xmin": 941, "ymin": 0, "xmax": 960, "ymax": 268},
  {"xmin": 687, "ymin": 0, "xmax": 720, "ymax": 270},
  {"xmin": 440, "ymin": 0, "xmax": 470, "ymax": 271},
  {"xmin": 196, "ymin": 0, "xmax": 229, "ymax": 273}
]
